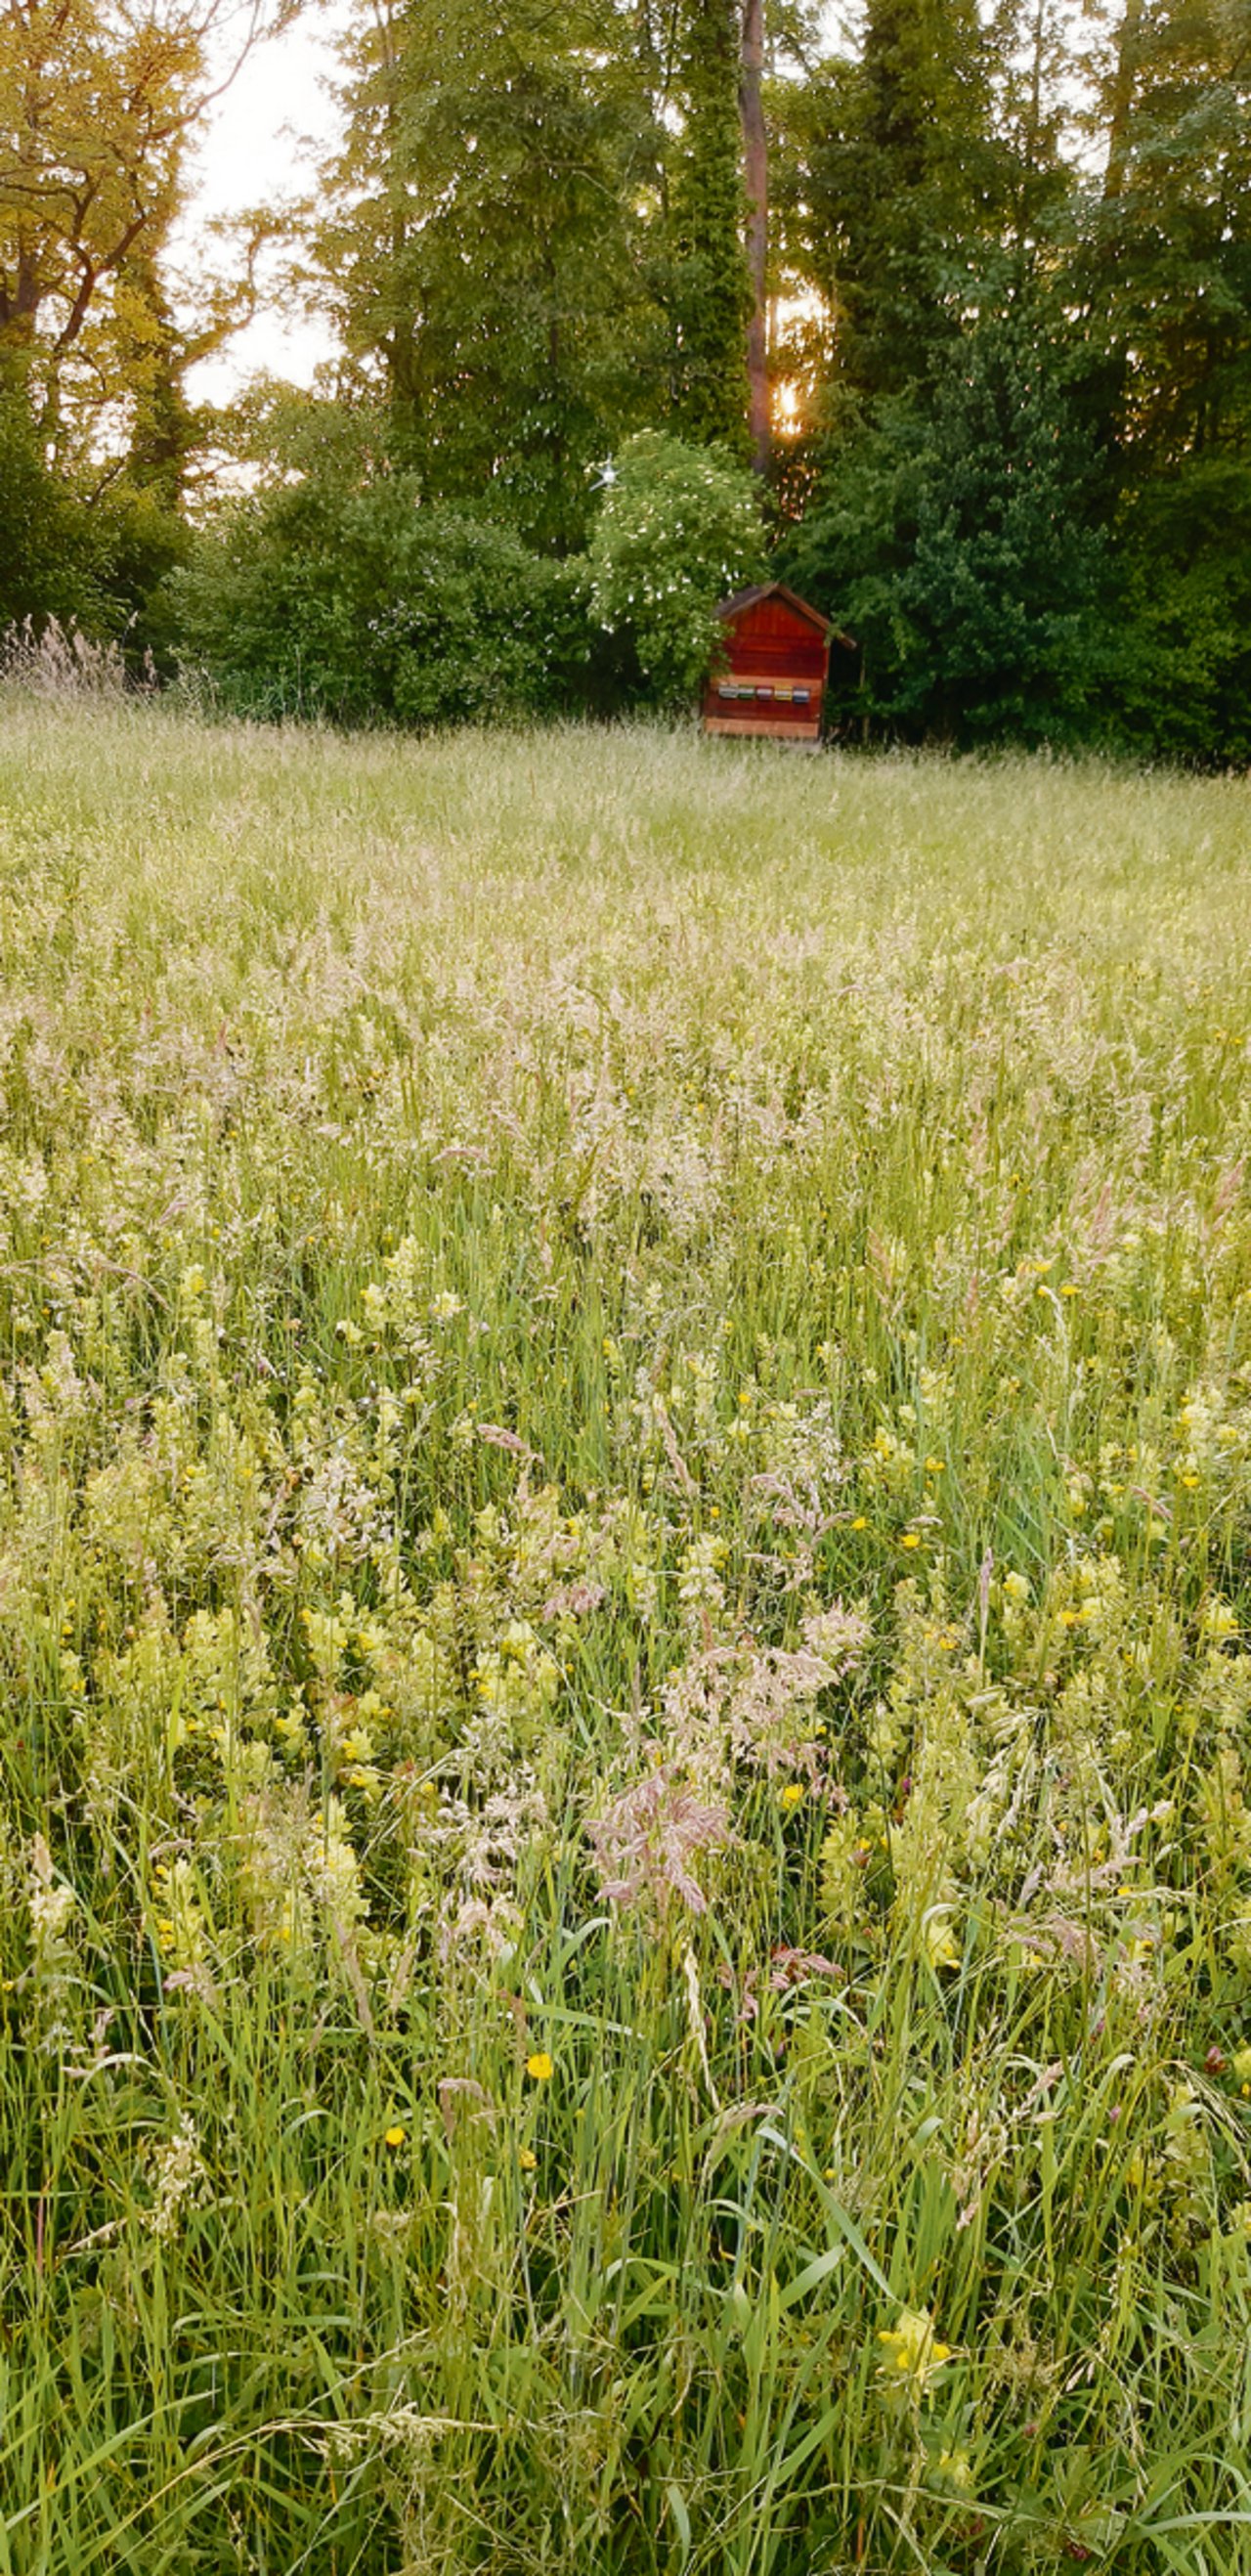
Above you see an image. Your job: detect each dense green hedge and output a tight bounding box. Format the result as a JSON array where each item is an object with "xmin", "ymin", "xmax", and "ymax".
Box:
[{"xmin": 170, "ymin": 477, "xmax": 631, "ymax": 726}]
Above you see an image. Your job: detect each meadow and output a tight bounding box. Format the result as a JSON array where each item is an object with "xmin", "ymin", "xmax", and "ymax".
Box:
[{"xmin": 1, "ymin": 702, "xmax": 1250, "ymax": 2576}]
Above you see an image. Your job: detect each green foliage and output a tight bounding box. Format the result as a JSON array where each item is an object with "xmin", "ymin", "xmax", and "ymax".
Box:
[
  {"xmin": 6, "ymin": 0, "xmax": 1251, "ymax": 757},
  {"xmin": 319, "ymin": 0, "xmax": 663, "ymax": 551},
  {"xmin": 785, "ymin": 0, "xmax": 1003, "ymax": 407},
  {"xmin": 1111, "ymin": 456, "xmax": 1251, "ymax": 766},
  {"xmin": 0, "ymin": 376, "xmax": 108, "ymax": 631},
  {"xmin": 668, "ymin": 0, "xmax": 753, "ymax": 453},
  {"xmin": 783, "ymin": 317, "xmax": 1112, "ymax": 742},
  {"xmin": 171, "ymin": 466, "xmax": 612, "ymax": 724},
  {"xmin": 587, "ymin": 428, "xmax": 765, "ymax": 702},
  {"xmin": 1078, "ymin": 0, "xmax": 1251, "ymax": 468}
]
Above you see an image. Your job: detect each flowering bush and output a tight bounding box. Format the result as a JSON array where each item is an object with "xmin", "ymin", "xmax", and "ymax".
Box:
[{"xmin": 587, "ymin": 428, "xmax": 766, "ymax": 704}]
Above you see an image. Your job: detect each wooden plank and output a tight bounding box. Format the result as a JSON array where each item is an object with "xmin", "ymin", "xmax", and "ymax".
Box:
[{"xmin": 703, "ymin": 716, "xmax": 821, "ymax": 740}]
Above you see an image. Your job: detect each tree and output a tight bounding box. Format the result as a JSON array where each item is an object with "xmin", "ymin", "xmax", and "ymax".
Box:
[
  {"xmin": 0, "ymin": 0, "xmax": 287, "ymax": 442},
  {"xmin": 781, "ymin": 311, "xmax": 1111, "ymax": 740},
  {"xmin": 668, "ymin": 0, "xmax": 753, "ymax": 453},
  {"xmin": 1078, "ymin": 0, "xmax": 1251, "ymax": 467},
  {"xmin": 740, "ymin": 0, "xmax": 769, "ymax": 472},
  {"xmin": 780, "ymin": 0, "xmax": 1004, "ymax": 412},
  {"xmin": 317, "ymin": 0, "xmax": 663, "ymax": 552}
]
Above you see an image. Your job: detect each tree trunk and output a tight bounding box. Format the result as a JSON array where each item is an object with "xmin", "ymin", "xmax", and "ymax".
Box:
[
  {"xmin": 1102, "ymin": 0, "xmax": 1144, "ymax": 204},
  {"xmin": 739, "ymin": 0, "xmax": 768, "ymax": 475}
]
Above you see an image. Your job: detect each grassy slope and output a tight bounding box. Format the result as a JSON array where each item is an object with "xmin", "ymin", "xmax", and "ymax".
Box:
[{"xmin": 1, "ymin": 705, "xmax": 1250, "ymax": 2573}]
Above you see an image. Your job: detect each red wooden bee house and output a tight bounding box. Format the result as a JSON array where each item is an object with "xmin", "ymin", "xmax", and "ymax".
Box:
[{"xmin": 702, "ymin": 582, "xmax": 852, "ymax": 743}]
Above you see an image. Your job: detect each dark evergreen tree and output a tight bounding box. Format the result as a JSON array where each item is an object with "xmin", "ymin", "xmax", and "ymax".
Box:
[
  {"xmin": 788, "ymin": 0, "xmax": 1003, "ymax": 410},
  {"xmin": 780, "ymin": 310, "xmax": 1111, "ymax": 740}
]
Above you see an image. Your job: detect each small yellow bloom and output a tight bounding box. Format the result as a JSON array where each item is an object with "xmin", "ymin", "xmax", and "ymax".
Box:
[
  {"xmin": 877, "ymin": 2307, "xmax": 952, "ymax": 2400},
  {"xmin": 384, "ymin": 2124, "xmax": 407, "ymax": 2149},
  {"xmin": 900, "ymin": 1532, "xmax": 922, "ymax": 1550},
  {"xmin": 1179, "ymin": 1472, "xmax": 1200, "ymax": 1491},
  {"xmin": 780, "ymin": 1781, "xmax": 804, "ymax": 1812},
  {"xmin": 1059, "ymin": 1283, "xmax": 1079, "ymax": 1298},
  {"xmin": 923, "ymin": 1905, "xmax": 961, "ymax": 1971},
  {"xmin": 851, "ymin": 1515, "xmax": 868, "ymax": 1531},
  {"xmin": 518, "ymin": 2147, "xmax": 538, "ymax": 2171},
  {"xmin": 935, "ymin": 2447, "xmax": 973, "ymax": 2493},
  {"xmin": 526, "ymin": 2052, "xmax": 554, "ymax": 2083}
]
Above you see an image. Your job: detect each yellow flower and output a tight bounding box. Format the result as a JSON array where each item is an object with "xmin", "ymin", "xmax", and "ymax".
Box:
[
  {"xmin": 877, "ymin": 2307, "xmax": 952, "ymax": 2399},
  {"xmin": 900, "ymin": 1532, "xmax": 922, "ymax": 1550},
  {"xmin": 518, "ymin": 2147, "xmax": 538, "ymax": 2172},
  {"xmin": 384, "ymin": 2124, "xmax": 407, "ymax": 2149},
  {"xmin": 923, "ymin": 1905, "xmax": 961, "ymax": 1971},
  {"xmin": 780, "ymin": 1781, "xmax": 805, "ymax": 1812},
  {"xmin": 851, "ymin": 1515, "xmax": 868, "ymax": 1531},
  {"xmin": 526, "ymin": 2051, "xmax": 554, "ymax": 2082},
  {"xmin": 935, "ymin": 2448, "xmax": 973, "ymax": 2493}
]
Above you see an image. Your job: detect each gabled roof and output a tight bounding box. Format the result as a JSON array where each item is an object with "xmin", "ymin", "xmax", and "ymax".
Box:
[{"xmin": 715, "ymin": 582, "xmax": 855, "ymax": 650}]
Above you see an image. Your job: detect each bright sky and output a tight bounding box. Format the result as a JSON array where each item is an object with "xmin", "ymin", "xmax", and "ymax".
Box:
[{"xmin": 178, "ymin": 7, "xmax": 349, "ymax": 403}]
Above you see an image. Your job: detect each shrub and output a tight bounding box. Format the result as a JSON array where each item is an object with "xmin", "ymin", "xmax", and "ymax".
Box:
[
  {"xmin": 0, "ymin": 377, "xmax": 114, "ymax": 633},
  {"xmin": 170, "ymin": 472, "xmax": 617, "ymax": 726},
  {"xmin": 587, "ymin": 428, "xmax": 766, "ymax": 705},
  {"xmin": 1108, "ymin": 457, "xmax": 1251, "ymax": 767}
]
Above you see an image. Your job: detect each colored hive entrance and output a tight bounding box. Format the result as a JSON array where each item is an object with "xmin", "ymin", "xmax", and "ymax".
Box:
[{"xmin": 702, "ymin": 583, "xmax": 854, "ymax": 743}]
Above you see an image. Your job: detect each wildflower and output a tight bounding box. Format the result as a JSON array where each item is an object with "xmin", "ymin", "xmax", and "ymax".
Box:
[
  {"xmin": 923, "ymin": 1905, "xmax": 961, "ymax": 1971},
  {"xmin": 384, "ymin": 2123, "xmax": 407, "ymax": 2149},
  {"xmin": 518, "ymin": 2147, "xmax": 538, "ymax": 2171},
  {"xmin": 935, "ymin": 2448, "xmax": 973, "ymax": 2492},
  {"xmin": 900, "ymin": 1532, "xmax": 922, "ymax": 1550},
  {"xmin": 526, "ymin": 2052, "xmax": 554, "ymax": 2083},
  {"xmin": 1003, "ymin": 1569, "xmax": 1030, "ymax": 1603},
  {"xmin": 780, "ymin": 1781, "xmax": 804, "ymax": 1812},
  {"xmin": 877, "ymin": 2307, "xmax": 952, "ymax": 2400}
]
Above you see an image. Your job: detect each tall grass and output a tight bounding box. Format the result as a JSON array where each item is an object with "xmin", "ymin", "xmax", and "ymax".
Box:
[{"xmin": 1, "ymin": 703, "xmax": 1250, "ymax": 2573}]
